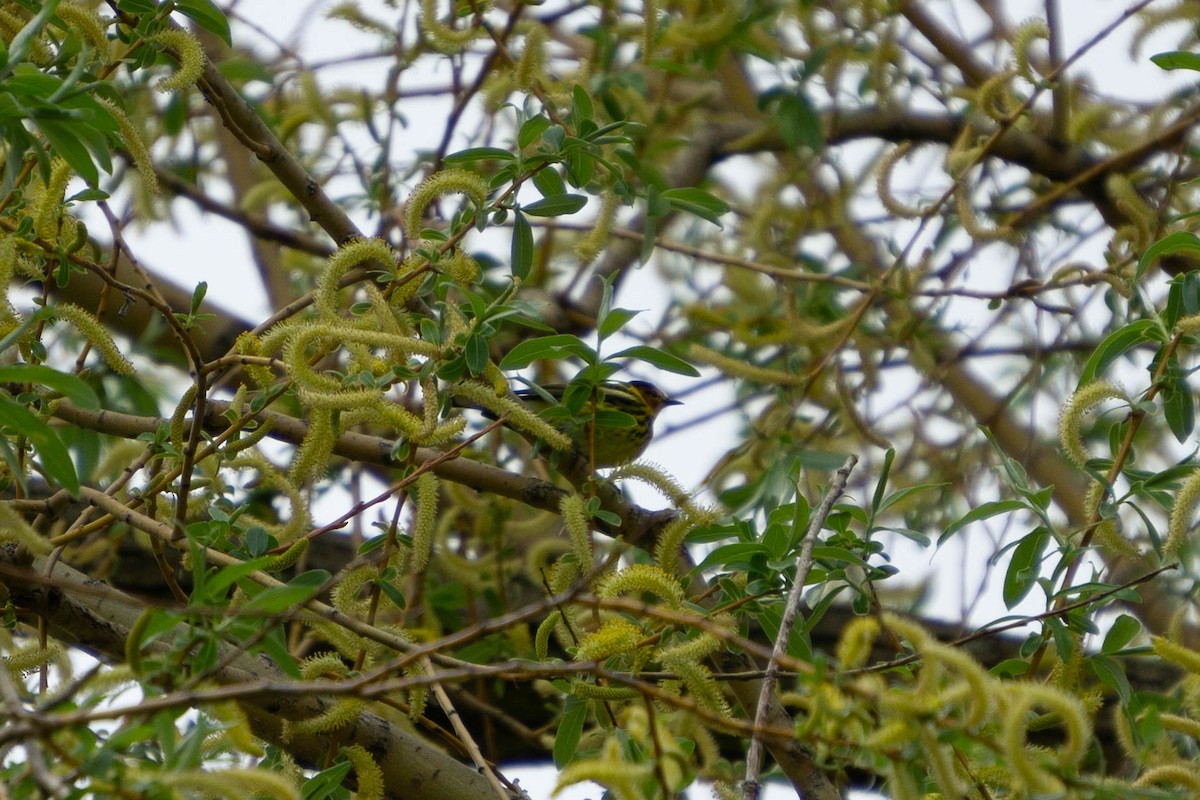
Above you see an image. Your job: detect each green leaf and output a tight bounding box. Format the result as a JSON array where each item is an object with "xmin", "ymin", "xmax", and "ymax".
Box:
[
  {"xmin": 761, "ymin": 88, "xmax": 824, "ymax": 151},
  {"xmin": 1137, "ymin": 231, "xmax": 1200, "ymax": 279},
  {"xmin": 640, "ymin": 213, "xmax": 657, "ymax": 264},
  {"xmin": 302, "ymin": 761, "xmax": 354, "ymax": 800},
  {"xmin": 938, "ymin": 499, "xmax": 1026, "ymax": 546},
  {"xmin": 68, "ymin": 186, "xmax": 110, "ymax": 202},
  {"xmin": 522, "ymin": 194, "xmax": 587, "ymax": 217},
  {"xmin": 592, "ymin": 408, "xmax": 636, "ymax": 428},
  {"xmin": 127, "ymin": 608, "xmax": 183, "ymax": 655},
  {"xmin": 464, "ymin": 332, "xmax": 489, "ymax": 375},
  {"xmin": 607, "ymin": 344, "xmax": 700, "ymax": 376},
  {"xmin": 0, "ymin": 394, "xmax": 78, "ymax": 495},
  {"xmin": 1163, "ymin": 373, "xmax": 1195, "ymax": 442},
  {"xmin": 870, "ymin": 448, "xmax": 895, "ymax": 514},
  {"xmin": 877, "ymin": 525, "xmax": 931, "ymax": 547},
  {"xmin": 695, "ymin": 542, "xmax": 770, "ymax": 571},
  {"xmin": 1002, "ymin": 527, "xmax": 1049, "ymax": 609},
  {"xmin": 757, "ymin": 603, "xmax": 811, "ymax": 660},
  {"xmin": 357, "ymin": 533, "xmax": 388, "ymax": 555},
  {"xmin": 592, "ymin": 508, "xmax": 620, "ymax": 526},
  {"xmin": 876, "ymin": 483, "xmax": 948, "ymax": 515},
  {"xmin": 7, "ymin": 0, "xmax": 57, "ymax": 67},
  {"xmin": 33, "ymin": 117, "xmax": 99, "ymax": 186},
  {"xmin": 511, "ymin": 211, "xmax": 533, "ymax": 280},
  {"xmin": 241, "ymin": 570, "xmax": 329, "ymax": 615},
  {"xmin": 542, "ymin": 125, "xmax": 565, "ymax": 152},
  {"xmin": 1089, "ymin": 654, "xmax": 1132, "ymax": 705},
  {"xmin": 1046, "ymin": 615, "xmax": 1074, "ymax": 661},
  {"xmin": 660, "ymin": 187, "xmax": 729, "ymax": 227},
  {"xmin": 531, "ymin": 166, "xmax": 566, "ymax": 198},
  {"xmin": 563, "ymin": 143, "xmax": 595, "ymax": 187},
  {"xmin": 518, "ymin": 115, "xmax": 551, "ymax": 149},
  {"xmin": 0, "ymin": 364, "xmax": 99, "ymax": 409},
  {"xmin": 499, "ymin": 334, "xmax": 596, "ymax": 369},
  {"xmin": 596, "ymin": 272, "xmax": 615, "ymax": 324},
  {"xmin": 597, "ymin": 307, "xmax": 640, "ymax": 341},
  {"xmin": 1076, "ymin": 319, "xmax": 1160, "ymax": 388},
  {"xmin": 196, "ymin": 557, "xmax": 273, "ymax": 605},
  {"xmin": 190, "ymin": 281, "xmax": 207, "ymax": 315},
  {"xmin": 1150, "ymin": 51, "xmax": 1200, "ymax": 72},
  {"xmin": 571, "ymin": 84, "xmax": 594, "ymax": 125},
  {"xmin": 762, "ymin": 516, "xmax": 791, "ymax": 559},
  {"xmin": 117, "ymin": 0, "xmax": 158, "ymax": 12},
  {"xmin": 174, "ymin": 0, "xmax": 232, "ymax": 46},
  {"xmin": 796, "ymin": 449, "xmax": 851, "ymax": 471},
  {"xmin": 1101, "ymin": 614, "xmax": 1141, "ymax": 654},
  {"xmin": 376, "ymin": 579, "xmax": 407, "ymax": 610},
  {"xmin": 442, "ymin": 147, "xmax": 515, "ymax": 165},
  {"xmin": 553, "ymin": 696, "xmax": 587, "ymax": 767}
]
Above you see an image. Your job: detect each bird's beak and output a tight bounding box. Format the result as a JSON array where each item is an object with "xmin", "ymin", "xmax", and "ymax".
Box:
[{"xmin": 663, "ymin": 397, "xmax": 683, "ymax": 407}]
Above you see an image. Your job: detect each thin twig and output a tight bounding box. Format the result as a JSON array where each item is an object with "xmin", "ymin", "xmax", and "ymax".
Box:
[
  {"xmin": 0, "ymin": 667, "xmax": 69, "ymax": 799},
  {"xmin": 422, "ymin": 657, "xmax": 512, "ymax": 800},
  {"xmin": 741, "ymin": 456, "xmax": 857, "ymax": 800}
]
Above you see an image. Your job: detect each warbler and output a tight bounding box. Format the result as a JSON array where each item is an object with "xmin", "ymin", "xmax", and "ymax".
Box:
[{"xmin": 514, "ymin": 379, "xmax": 681, "ymax": 467}]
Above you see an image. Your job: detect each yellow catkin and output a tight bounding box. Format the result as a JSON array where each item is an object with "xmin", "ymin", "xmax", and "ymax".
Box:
[
  {"xmin": 0, "ymin": 502, "xmax": 50, "ymax": 554},
  {"xmin": 687, "ymin": 342, "xmax": 806, "ymax": 385},
  {"xmin": 1012, "ymin": 17, "xmax": 1049, "ymax": 82},
  {"xmin": 661, "ymin": 0, "xmax": 739, "ymax": 48},
  {"xmin": 535, "ymin": 610, "xmax": 562, "ymax": 659},
  {"xmin": 570, "ymin": 680, "xmax": 640, "ymax": 701},
  {"xmin": 1153, "ymin": 635, "xmax": 1200, "ymax": 675},
  {"xmin": 554, "ymin": 737, "xmax": 651, "ymax": 799},
  {"xmin": 449, "ymin": 381, "xmax": 573, "ymax": 452},
  {"xmin": 1133, "ymin": 763, "xmax": 1200, "ymax": 791},
  {"xmin": 975, "ymin": 65, "xmax": 1019, "ymax": 122},
  {"xmin": 53, "ymin": 303, "xmax": 135, "ymax": 374},
  {"xmin": 575, "ymin": 618, "xmax": 644, "ymax": 662},
  {"xmin": 33, "ymin": 159, "xmax": 72, "ymax": 242},
  {"xmin": 1000, "ymin": 683, "xmax": 1090, "ymax": 794},
  {"xmin": 515, "ymin": 23, "xmax": 545, "ymax": 90},
  {"xmin": 1106, "ymin": 174, "xmax": 1155, "ymax": 250},
  {"xmin": 418, "ymin": 0, "xmax": 488, "ymax": 53},
  {"xmin": 55, "ymin": 3, "xmax": 109, "ymax": 51},
  {"xmin": 97, "ymin": 98, "xmax": 159, "ymax": 196},
  {"xmin": 0, "ymin": 7, "xmax": 52, "ymax": 65},
  {"xmin": 315, "ymin": 238, "xmax": 397, "ymax": 319},
  {"xmin": 289, "ymin": 407, "xmax": 336, "ymax": 484},
  {"xmin": 3, "ymin": 642, "xmax": 61, "ymax": 676},
  {"xmin": 598, "ymin": 563, "xmax": 684, "ymax": 608},
  {"xmin": 836, "ymin": 616, "xmax": 881, "ymax": 670},
  {"xmin": 558, "ymin": 492, "xmax": 593, "ymax": 565},
  {"xmin": 404, "ymin": 168, "xmax": 490, "ymax": 240},
  {"xmin": 1058, "ymin": 380, "xmax": 1127, "ymax": 467},
  {"xmin": 575, "ymin": 191, "xmax": 620, "ymax": 264},
  {"xmin": 876, "ymin": 143, "xmax": 927, "ymax": 219},
  {"xmin": 155, "ymin": 768, "xmax": 298, "ymax": 800},
  {"xmin": 1176, "ymin": 313, "xmax": 1200, "ymax": 338},
  {"xmin": 148, "ymin": 29, "xmax": 206, "ymax": 93},
  {"xmin": 289, "ymin": 698, "xmax": 366, "ymax": 735},
  {"xmin": 327, "ymin": 4, "xmax": 393, "ymax": 36},
  {"xmin": 1167, "ymin": 467, "xmax": 1200, "ymax": 555},
  {"xmin": 339, "ymin": 745, "xmax": 384, "ymax": 800},
  {"xmin": 410, "ymin": 472, "xmax": 440, "ymax": 572},
  {"xmin": 206, "ymin": 701, "xmax": 264, "ymax": 757},
  {"xmin": 954, "ymin": 183, "xmax": 1013, "ymax": 241},
  {"xmin": 442, "ymin": 249, "xmax": 480, "ymax": 285}
]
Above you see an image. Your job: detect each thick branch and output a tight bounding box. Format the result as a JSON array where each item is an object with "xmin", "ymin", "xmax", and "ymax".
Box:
[{"xmin": 0, "ymin": 546, "xmax": 515, "ymax": 800}]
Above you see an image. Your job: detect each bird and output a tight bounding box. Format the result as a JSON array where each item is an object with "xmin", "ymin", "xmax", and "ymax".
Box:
[{"xmin": 512, "ymin": 379, "xmax": 681, "ymax": 467}]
